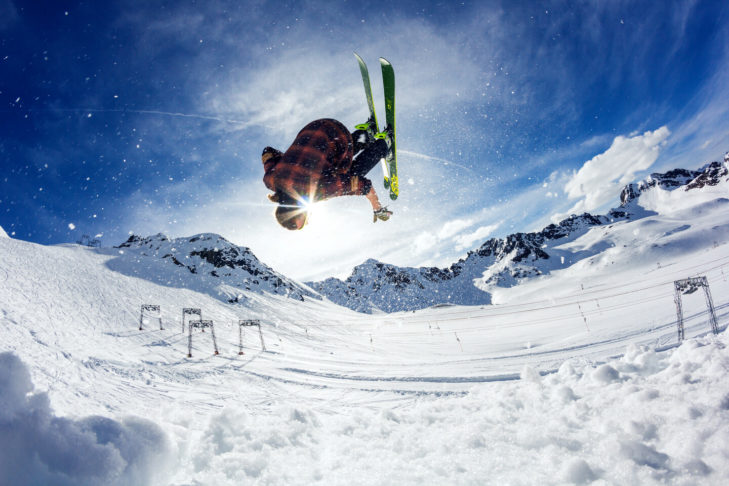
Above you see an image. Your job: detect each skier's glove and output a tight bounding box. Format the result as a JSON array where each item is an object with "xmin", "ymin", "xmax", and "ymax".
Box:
[{"xmin": 373, "ymin": 207, "xmax": 393, "ymax": 223}]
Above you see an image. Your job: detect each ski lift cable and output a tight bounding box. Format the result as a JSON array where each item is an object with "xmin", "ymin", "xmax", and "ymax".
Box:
[{"xmin": 378, "ymin": 293, "xmax": 676, "ymax": 337}]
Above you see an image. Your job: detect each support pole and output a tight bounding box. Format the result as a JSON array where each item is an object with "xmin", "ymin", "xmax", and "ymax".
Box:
[
  {"xmin": 238, "ymin": 324, "xmax": 244, "ymax": 355},
  {"xmin": 674, "ymin": 276, "xmax": 719, "ymax": 343},
  {"xmin": 238, "ymin": 320, "xmax": 266, "ymax": 353},
  {"xmin": 674, "ymin": 284, "xmax": 685, "ymax": 343},
  {"xmin": 187, "ymin": 319, "xmax": 218, "ymax": 357},
  {"xmin": 702, "ymin": 280, "xmax": 720, "ymax": 335}
]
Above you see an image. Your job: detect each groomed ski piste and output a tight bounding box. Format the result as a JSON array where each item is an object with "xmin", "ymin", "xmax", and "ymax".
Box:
[{"xmin": 2, "ymin": 181, "xmax": 729, "ymax": 485}]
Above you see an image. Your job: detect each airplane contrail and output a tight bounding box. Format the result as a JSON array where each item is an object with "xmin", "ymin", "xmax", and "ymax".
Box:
[
  {"xmin": 10, "ymin": 106, "xmax": 266, "ymax": 127},
  {"xmin": 399, "ymin": 149, "xmax": 488, "ymax": 179}
]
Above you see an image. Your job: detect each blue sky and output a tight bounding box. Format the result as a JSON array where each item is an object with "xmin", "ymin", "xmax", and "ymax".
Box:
[{"xmin": 1, "ymin": 0, "xmax": 728, "ymax": 280}]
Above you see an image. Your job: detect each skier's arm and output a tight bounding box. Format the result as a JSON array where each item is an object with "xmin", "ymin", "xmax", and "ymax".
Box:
[
  {"xmin": 365, "ymin": 186, "xmax": 384, "ymax": 211},
  {"xmin": 261, "ymin": 147, "xmax": 283, "ymax": 192}
]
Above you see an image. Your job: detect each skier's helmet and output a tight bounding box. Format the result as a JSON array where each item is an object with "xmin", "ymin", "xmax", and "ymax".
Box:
[{"xmin": 275, "ymin": 204, "xmax": 309, "ymax": 230}]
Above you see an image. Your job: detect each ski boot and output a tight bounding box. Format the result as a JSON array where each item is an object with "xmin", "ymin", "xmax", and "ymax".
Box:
[{"xmin": 373, "ymin": 206, "xmax": 393, "ymax": 222}]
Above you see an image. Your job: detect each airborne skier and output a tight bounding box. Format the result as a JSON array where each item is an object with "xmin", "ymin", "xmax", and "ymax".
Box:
[
  {"xmin": 262, "ymin": 54, "xmax": 396, "ymax": 231},
  {"xmin": 262, "ymin": 118, "xmax": 392, "ymax": 230}
]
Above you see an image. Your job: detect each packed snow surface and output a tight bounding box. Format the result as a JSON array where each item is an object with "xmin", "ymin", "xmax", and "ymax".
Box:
[{"xmin": 2, "ymin": 180, "xmax": 729, "ymax": 484}]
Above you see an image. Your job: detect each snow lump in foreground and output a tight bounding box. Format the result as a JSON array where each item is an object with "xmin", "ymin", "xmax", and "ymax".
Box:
[{"xmin": 0, "ymin": 352, "xmax": 172, "ymax": 486}]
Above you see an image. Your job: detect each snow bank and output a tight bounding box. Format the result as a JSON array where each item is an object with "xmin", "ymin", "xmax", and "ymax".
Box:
[
  {"xmin": 0, "ymin": 352, "xmax": 172, "ymax": 486},
  {"xmin": 0, "ymin": 225, "xmax": 8, "ymax": 238},
  {"xmin": 174, "ymin": 334, "xmax": 729, "ymax": 485}
]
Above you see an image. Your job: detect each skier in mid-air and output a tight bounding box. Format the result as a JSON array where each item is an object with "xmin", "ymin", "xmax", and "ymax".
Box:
[{"xmin": 262, "ymin": 118, "xmax": 393, "ymax": 230}]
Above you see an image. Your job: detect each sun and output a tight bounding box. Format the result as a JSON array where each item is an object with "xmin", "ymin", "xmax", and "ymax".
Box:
[{"xmin": 300, "ymin": 200, "xmax": 327, "ymax": 228}]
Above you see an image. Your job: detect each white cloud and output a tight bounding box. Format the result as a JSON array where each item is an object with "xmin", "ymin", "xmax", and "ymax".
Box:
[
  {"xmin": 413, "ymin": 232, "xmax": 438, "ymax": 255},
  {"xmin": 562, "ymin": 126, "xmax": 670, "ymax": 215},
  {"xmin": 205, "ymin": 14, "xmax": 495, "ymax": 141},
  {"xmin": 438, "ymin": 218, "xmax": 474, "ymax": 240},
  {"xmin": 454, "ymin": 223, "xmax": 502, "ymax": 251},
  {"xmin": 214, "ymin": 50, "xmax": 364, "ymax": 140}
]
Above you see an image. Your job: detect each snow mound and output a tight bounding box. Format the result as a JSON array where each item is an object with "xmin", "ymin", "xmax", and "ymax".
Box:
[
  {"xmin": 0, "ymin": 352, "xmax": 172, "ymax": 486},
  {"xmin": 177, "ymin": 335, "xmax": 729, "ymax": 484},
  {"xmin": 0, "ymin": 225, "xmax": 8, "ymax": 238}
]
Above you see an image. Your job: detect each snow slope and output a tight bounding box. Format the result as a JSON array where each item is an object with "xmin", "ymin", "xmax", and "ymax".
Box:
[{"xmin": 2, "ymin": 160, "xmax": 729, "ymax": 484}]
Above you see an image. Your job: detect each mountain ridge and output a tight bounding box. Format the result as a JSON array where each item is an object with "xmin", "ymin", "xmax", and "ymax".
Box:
[
  {"xmin": 51, "ymin": 154, "xmax": 728, "ymax": 314},
  {"xmin": 306, "ymin": 155, "xmax": 729, "ymax": 313},
  {"xmin": 109, "ymin": 232, "xmax": 320, "ymax": 304}
]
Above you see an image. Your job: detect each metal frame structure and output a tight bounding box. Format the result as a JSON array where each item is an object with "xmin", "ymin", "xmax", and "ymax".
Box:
[
  {"xmin": 139, "ymin": 304, "xmax": 163, "ymax": 330},
  {"xmin": 238, "ymin": 319, "xmax": 266, "ymax": 354},
  {"xmin": 187, "ymin": 319, "xmax": 219, "ymax": 358},
  {"xmin": 182, "ymin": 308, "xmax": 202, "ymax": 333},
  {"xmin": 674, "ymin": 276, "xmax": 719, "ymax": 343}
]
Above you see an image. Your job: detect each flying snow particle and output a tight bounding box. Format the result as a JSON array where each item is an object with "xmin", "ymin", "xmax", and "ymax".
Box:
[{"xmin": 68, "ymin": 223, "xmax": 76, "ymax": 230}]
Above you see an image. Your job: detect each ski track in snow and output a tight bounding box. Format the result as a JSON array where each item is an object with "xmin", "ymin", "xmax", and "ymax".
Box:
[{"xmin": 2, "ymin": 197, "xmax": 729, "ymax": 484}]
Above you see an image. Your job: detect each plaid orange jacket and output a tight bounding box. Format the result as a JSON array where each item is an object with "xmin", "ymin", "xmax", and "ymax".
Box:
[{"xmin": 262, "ymin": 119, "xmax": 372, "ymax": 203}]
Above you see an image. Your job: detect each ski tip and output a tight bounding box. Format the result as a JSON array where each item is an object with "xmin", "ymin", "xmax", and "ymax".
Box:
[
  {"xmin": 354, "ymin": 52, "xmax": 364, "ymax": 61},
  {"xmin": 379, "ymin": 57, "xmax": 392, "ymax": 66}
]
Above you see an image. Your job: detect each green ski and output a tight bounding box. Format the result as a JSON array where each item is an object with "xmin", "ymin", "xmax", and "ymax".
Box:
[
  {"xmin": 353, "ymin": 52, "xmax": 379, "ymax": 137},
  {"xmin": 378, "ymin": 57, "xmax": 397, "ymax": 200}
]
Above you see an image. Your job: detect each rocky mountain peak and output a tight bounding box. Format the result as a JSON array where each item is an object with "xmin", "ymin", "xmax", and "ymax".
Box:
[
  {"xmin": 619, "ymin": 158, "xmax": 728, "ymax": 206},
  {"xmin": 113, "ymin": 233, "xmax": 317, "ymax": 303}
]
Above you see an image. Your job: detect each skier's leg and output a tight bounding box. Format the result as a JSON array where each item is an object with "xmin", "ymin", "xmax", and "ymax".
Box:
[
  {"xmin": 351, "ymin": 129, "xmax": 371, "ymax": 154},
  {"xmin": 350, "ymin": 138, "xmax": 388, "ymax": 177}
]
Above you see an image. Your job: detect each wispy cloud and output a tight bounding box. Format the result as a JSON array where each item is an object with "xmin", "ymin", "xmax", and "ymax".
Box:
[
  {"xmin": 0, "ymin": 0, "xmax": 18, "ymax": 30},
  {"xmin": 454, "ymin": 223, "xmax": 502, "ymax": 251}
]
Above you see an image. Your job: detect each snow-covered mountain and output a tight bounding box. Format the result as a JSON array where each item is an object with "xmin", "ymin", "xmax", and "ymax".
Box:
[
  {"xmin": 308, "ymin": 156, "xmax": 729, "ymax": 313},
  {"xmin": 109, "ymin": 233, "xmax": 319, "ymax": 304},
  {"xmin": 73, "ymin": 156, "xmax": 727, "ymax": 316}
]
